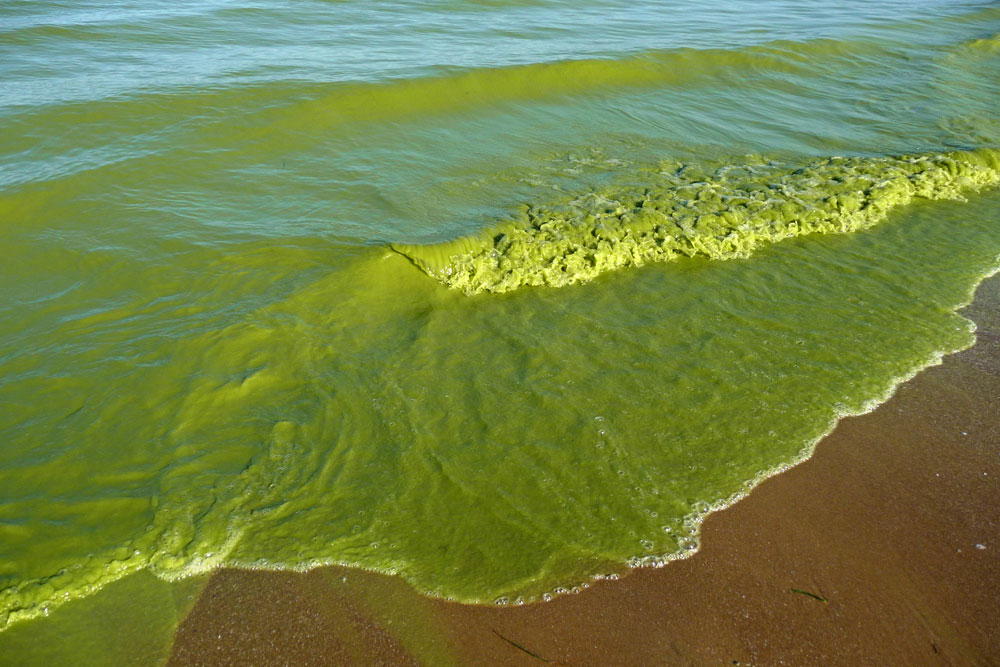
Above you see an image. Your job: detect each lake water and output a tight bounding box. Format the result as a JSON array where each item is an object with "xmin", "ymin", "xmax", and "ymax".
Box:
[{"xmin": 1, "ymin": 0, "xmax": 998, "ymax": 635}]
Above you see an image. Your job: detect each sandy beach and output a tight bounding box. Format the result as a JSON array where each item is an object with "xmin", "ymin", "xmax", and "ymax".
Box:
[{"xmin": 165, "ymin": 274, "xmax": 1000, "ymax": 666}]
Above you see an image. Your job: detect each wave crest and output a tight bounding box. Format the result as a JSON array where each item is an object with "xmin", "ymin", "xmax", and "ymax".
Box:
[{"xmin": 393, "ymin": 149, "xmax": 1000, "ymax": 294}]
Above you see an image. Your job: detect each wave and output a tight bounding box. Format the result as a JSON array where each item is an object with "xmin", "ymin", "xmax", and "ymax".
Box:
[
  {"xmin": 392, "ymin": 148, "xmax": 1000, "ymax": 294},
  {"xmin": 2, "ymin": 35, "xmax": 890, "ymax": 152}
]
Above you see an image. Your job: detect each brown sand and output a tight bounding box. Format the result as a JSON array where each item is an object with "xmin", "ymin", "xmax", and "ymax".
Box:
[{"xmin": 168, "ymin": 276, "xmax": 1000, "ymax": 666}]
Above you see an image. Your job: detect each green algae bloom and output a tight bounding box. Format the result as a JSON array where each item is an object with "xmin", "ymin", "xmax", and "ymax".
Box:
[
  {"xmin": 396, "ymin": 149, "xmax": 1000, "ymax": 293},
  {"xmin": 2, "ymin": 2, "xmax": 1000, "ymax": 659}
]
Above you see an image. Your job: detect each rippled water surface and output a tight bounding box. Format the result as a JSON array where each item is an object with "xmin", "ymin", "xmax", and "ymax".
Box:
[{"xmin": 1, "ymin": 0, "xmax": 999, "ymax": 650}]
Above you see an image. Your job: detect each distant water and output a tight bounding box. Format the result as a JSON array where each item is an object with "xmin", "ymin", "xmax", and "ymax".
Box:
[{"xmin": 2, "ymin": 0, "xmax": 999, "ymax": 633}]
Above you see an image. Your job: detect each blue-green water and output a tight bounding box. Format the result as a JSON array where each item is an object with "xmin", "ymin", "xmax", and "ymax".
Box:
[{"xmin": 1, "ymin": 0, "xmax": 999, "ymax": 657}]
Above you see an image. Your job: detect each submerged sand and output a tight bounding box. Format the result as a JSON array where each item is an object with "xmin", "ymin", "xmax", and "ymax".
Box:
[{"xmin": 167, "ymin": 275, "xmax": 1000, "ymax": 666}]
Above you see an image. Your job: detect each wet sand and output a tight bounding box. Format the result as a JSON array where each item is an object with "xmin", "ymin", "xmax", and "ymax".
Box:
[{"xmin": 168, "ymin": 275, "xmax": 1000, "ymax": 666}]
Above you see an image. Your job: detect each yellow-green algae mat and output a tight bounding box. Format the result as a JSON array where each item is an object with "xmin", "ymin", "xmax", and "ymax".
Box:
[
  {"xmin": 2, "ymin": 158, "xmax": 999, "ymax": 636},
  {"xmin": 394, "ymin": 149, "xmax": 1000, "ymax": 293}
]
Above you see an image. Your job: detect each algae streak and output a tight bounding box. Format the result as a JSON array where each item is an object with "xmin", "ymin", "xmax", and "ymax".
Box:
[{"xmin": 394, "ymin": 149, "xmax": 1000, "ymax": 294}]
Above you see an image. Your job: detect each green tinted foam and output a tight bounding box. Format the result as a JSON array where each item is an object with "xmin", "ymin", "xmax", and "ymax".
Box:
[{"xmin": 395, "ymin": 149, "xmax": 1000, "ymax": 293}]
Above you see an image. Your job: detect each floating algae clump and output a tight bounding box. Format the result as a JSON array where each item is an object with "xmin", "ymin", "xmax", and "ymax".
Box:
[{"xmin": 394, "ymin": 149, "xmax": 1000, "ymax": 294}]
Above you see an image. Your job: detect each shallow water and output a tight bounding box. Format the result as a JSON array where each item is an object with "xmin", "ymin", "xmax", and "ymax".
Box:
[{"xmin": 1, "ymin": 0, "xmax": 999, "ymax": 642}]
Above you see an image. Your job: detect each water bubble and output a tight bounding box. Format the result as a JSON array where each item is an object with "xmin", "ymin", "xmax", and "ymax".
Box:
[
  {"xmin": 495, "ymin": 597, "xmax": 509, "ymax": 605},
  {"xmin": 542, "ymin": 593, "xmax": 553, "ymax": 601}
]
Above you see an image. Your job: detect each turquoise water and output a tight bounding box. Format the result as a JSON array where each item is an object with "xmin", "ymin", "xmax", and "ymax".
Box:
[{"xmin": 1, "ymin": 0, "xmax": 999, "ymax": 650}]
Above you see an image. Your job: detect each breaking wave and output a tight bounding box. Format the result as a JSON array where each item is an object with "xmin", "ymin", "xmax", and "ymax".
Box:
[{"xmin": 394, "ymin": 149, "xmax": 1000, "ymax": 294}]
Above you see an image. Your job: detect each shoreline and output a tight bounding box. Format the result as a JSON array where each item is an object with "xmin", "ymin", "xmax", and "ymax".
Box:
[{"xmin": 166, "ymin": 272, "xmax": 1000, "ymax": 665}]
